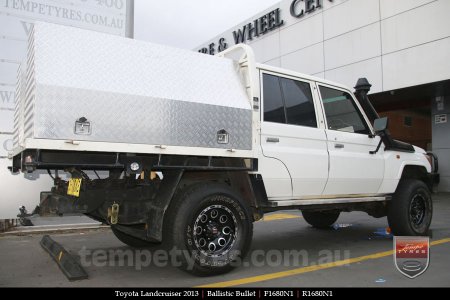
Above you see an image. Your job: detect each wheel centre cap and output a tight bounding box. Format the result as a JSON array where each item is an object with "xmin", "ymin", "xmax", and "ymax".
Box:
[{"xmin": 207, "ymin": 224, "xmax": 219, "ymax": 235}]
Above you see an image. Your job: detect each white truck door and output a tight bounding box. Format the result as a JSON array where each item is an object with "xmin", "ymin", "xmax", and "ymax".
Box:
[
  {"xmin": 260, "ymin": 72, "xmax": 329, "ymax": 200},
  {"xmin": 317, "ymin": 84, "xmax": 384, "ymax": 195}
]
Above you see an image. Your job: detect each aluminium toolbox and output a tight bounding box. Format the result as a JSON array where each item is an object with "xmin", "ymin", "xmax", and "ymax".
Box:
[{"xmin": 13, "ymin": 22, "xmax": 252, "ymax": 154}]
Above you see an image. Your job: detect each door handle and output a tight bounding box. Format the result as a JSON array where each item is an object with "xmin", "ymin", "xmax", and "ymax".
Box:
[
  {"xmin": 266, "ymin": 137, "xmax": 280, "ymax": 143},
  {"xmin": 334, "ymin": 143, "xmax": 344, "ymax": 149}
]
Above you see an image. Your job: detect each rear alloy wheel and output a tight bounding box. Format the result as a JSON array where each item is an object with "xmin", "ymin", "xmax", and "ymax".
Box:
[
  {"xmin": 388, "ymin": 179, "xmax": 432, "ymax": 236},
  {"xmin": 166, "ymin": 183, "xmax": 253, "ymax": 276},
  {"xmin": 302, "ymin": 210, "xmax": 340, "ymax": 229},
  {"xmin": 193, "ymin": 205, "xmax": 238, "ymax": 257}
]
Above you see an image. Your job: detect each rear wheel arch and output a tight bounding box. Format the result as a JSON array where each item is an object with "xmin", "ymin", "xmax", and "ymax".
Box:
[{"xmin": 174, "ymin": 171, "xmax": 263, "ymax": 221}]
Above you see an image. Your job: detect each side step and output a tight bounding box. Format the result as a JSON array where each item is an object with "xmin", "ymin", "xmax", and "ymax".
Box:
[
  {"xmin": 269, "ymin": 196, "xmax": 390, "ymax": 207},
  {"xmin": 40, "ymin": 235, "xmax": 88, "ymax": 281}
]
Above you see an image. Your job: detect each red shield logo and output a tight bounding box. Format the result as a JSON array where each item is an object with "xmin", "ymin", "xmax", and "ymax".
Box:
[{"xmin": 394, "ymin": 236, "xmax": 430, "ymax": 278}]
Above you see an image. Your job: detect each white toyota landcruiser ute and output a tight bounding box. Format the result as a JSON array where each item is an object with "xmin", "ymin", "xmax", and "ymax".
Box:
[{"xmin": 10, "ymin": 23, "xmax": 439, "ymax": 276}]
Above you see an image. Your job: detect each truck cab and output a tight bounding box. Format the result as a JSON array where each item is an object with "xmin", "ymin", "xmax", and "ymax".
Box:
[
  {"xmin": 249, "ymin": 61, "xmax": 438, "ymax": 239},
  {"xmin": 256, "ymin": 64, "xmax": 435, "ymax": 201}
]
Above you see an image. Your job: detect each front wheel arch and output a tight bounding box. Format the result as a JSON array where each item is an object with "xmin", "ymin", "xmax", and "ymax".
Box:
[{"xmin": 399, "ymin": 165, "xmax": 432, "ymax": 191}]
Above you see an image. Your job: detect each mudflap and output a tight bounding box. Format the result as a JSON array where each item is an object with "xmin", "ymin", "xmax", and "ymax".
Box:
[{"xmin": 45, "ymin": 170, "xmax": 184, "ymax": 243}]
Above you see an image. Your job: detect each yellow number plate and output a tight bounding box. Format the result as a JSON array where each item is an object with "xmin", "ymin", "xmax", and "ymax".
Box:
[{"xmin": 67, "ymin": 178, "xmax": 82, "ymax": 197}]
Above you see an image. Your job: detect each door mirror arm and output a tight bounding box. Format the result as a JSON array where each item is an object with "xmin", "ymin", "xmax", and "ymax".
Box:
[
  {"xmin": 369, "ymin": 117, "xmax": 389, "ymax": 154},
  {"xmin": 369, "ymin": 134, "xmax": 384, "ymax": 155}
]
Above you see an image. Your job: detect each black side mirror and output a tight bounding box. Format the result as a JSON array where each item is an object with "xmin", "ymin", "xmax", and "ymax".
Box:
[{"xmin": 373, "ymin": 117, "xmax": 388, "ymax": 134}]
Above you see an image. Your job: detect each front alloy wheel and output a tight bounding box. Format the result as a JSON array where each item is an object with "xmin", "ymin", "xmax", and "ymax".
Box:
[{"xmin": 409, "ymin": 194, "xmax": 426, "ymax": 229}]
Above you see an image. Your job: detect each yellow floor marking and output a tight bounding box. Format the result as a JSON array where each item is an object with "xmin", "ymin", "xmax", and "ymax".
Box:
[
  {"xmin": 261, "ymin": 213, "xmax": 300, "ymax": 222},
  {"xmin": 197, "ymin": 237, "xmax": 450, "ymax": 288}
]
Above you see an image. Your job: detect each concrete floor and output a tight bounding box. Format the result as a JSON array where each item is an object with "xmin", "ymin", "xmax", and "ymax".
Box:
[{"xmin": 1, "ymin": 194, "xmax": 449, "ymax": 287}]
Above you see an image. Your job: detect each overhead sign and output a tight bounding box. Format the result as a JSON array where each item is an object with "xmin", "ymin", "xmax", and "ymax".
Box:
[
  {"xmin": 290, "ymin": 0, "xmax": 327, "ymax": 18},
  {"xmin": 199, "ymin": 0, "xmax": 331, "ymax": 55}
]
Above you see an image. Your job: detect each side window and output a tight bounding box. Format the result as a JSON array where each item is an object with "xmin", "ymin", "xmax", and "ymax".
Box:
[
  {"xmin": 280, "ymin": 78, "xmax": 317, "ymax": 128},
  {"xmin": 263, "ymin": 74, "xmax": 285, "ymax": 124},
  {"xmin": 263, "ymin": 73, "xmax": 317, "ymax": 128},
  {"xmin": 319, "ymin": 86, "xmax": 370, "ymax": 135}
]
